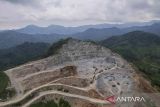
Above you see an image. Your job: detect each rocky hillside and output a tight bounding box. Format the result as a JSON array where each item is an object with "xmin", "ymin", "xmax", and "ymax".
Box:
[
  {"xmin": 0, "ymin": 38, "xmax": 158, "ymax": 107},
  {"xmin": 100, "ymin": 31, "xmax": 160, "ymax": 88}
]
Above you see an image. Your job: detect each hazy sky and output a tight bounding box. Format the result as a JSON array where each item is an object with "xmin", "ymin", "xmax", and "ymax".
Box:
[{"xmin": 0, "ymin": 0, "xmax": 160, "ymax": 29}]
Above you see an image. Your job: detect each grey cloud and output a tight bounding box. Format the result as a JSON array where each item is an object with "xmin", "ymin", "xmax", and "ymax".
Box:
[{"xmin": 0, "ymin": 0, "xmax": 160, "ymax": 29}]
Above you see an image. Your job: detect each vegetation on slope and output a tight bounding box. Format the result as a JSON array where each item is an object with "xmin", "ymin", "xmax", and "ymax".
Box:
[
  {"xmin": 0, "ymin": 42, "xmax": 50, "ymax": 71},
  {"xmin": 0, "ymin": 71, "xmax": 9, "ymax": 100},
  {"xmin": 100, "ymin": 31, "xmax": 160, "ymax": 88},
  {"xmin": 30, "ymin": 98, "xmax": 71, "ymax": 107},
  {"xmin": 0, "ymin": 71, "xmax": 15, "ymax": 100},
  {"xmin": 46, "ymin": 38, "xmax": 72, "ymax": 57},
  {"xmin": 0, "ymin": 72, "xmax": 8, "ymax": 94}
]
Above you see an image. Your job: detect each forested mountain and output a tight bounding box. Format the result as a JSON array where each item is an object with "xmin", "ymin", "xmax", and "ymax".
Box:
[
  {"xmin": 100, "ymin": 31, "xmax": 160, "ymax": 87},
  {"xmin": 0, "ymin": 42, "xmax": 50, "ymax": 71},
  {"xmin": 125, "ymin": 23, "xmax": 160, "ymax": 36}
]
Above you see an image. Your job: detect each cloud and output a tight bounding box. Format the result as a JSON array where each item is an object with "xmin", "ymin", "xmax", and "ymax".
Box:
[{"xmin": 0, "ymin": 0, "xmax": 160, "ymax": 29}]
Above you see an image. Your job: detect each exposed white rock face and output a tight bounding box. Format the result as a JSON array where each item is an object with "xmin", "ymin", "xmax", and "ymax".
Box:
[{"xmin": 2, "ymin": 39, "xmax": 140, "ymax": 107}]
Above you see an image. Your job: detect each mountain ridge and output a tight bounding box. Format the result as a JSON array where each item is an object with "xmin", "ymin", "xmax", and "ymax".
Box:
[{"xmin": 15, "ymin": 21, "xmax": 160, "ymax": 35}]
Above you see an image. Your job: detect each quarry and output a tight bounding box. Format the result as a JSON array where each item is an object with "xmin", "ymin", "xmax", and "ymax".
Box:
[{"xmin": 0, "ymin": 39, "xmax": 159, "ymax": 107}]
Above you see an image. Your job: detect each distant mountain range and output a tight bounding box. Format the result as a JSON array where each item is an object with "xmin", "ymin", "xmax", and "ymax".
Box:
[
  {"xmin": 16, "ymin": 24, "xmax": 126, "ymax": 35},
  {"xmin": 0, "ymin": 31, "xmax": 66, "ymax": 49},
  {"xmin": 73, "ymin": 27, "xmax": 125, "ymax": 40},
  {"xmin": 0, "ymin": 27, "xmax": 124, "ymax": 49},
  {"xmin": 16, "ymin": 20, "xmax": 160, "ymax": 35},
  {"xmin": 0, "ymin": 22, "xmax": 160, "ymax": 49}
]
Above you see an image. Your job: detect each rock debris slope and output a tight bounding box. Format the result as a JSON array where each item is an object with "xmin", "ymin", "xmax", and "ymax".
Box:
[{"xmin": 0, "ymin": 38, "xmax": 153, "ymax": 107}]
